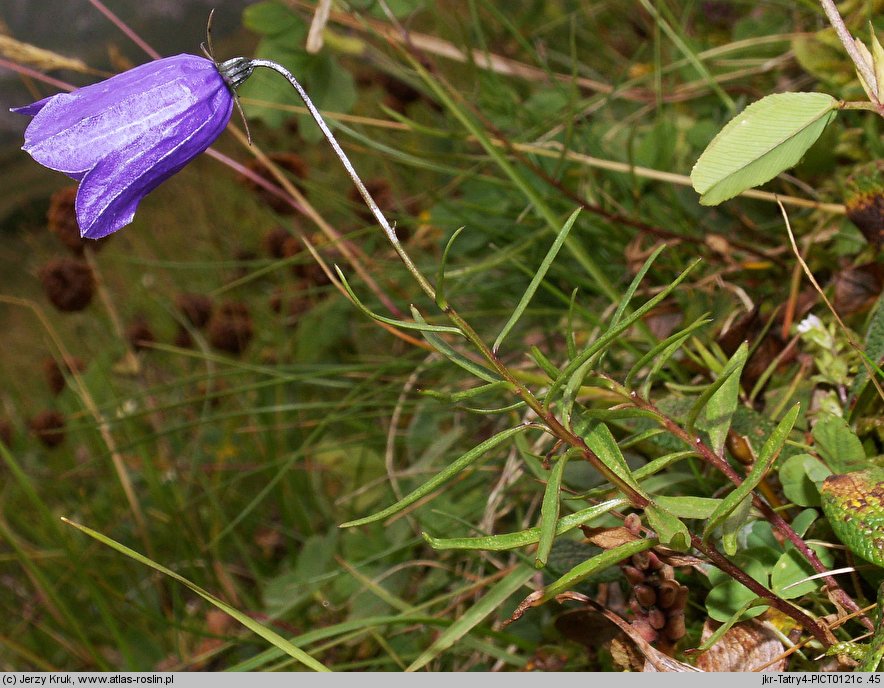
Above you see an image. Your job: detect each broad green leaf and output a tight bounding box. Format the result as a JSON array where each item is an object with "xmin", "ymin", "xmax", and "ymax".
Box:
[
  {"xmin": 704, "ymin": 404, "xmax": 800, "ymax": 539},
  {"xmin": 779, "ymin": 453, "xmax": 832, "ymax": 507},
  {"xmin": 705, "ymin": 547, "xmax": 777, "ymax": 622},
  {"xmin": 691, "ymin": 92, "xmax": 838, "ymax": 205},
  {"xmin": 340, "ymin": 424, "xmax": 534, "ymax": 527},
  {"xmin": 645, "ymin": 503, "xmax": 691, "ymax": 551},
  {"xmin": 695, "ymin": 343, "xmax": 748, "ymax": 455},
  {"xmin": 62, "ymin": 519, "xmax": 330, "ymax": 672},
  {"xmin": 406, "ymin": 564, "xmax": 535, "ymax": 672},
  {"xmin": 812, "ymin": 414, "xmax": 866, "ymax": 473},
  {"xmin": 242, "ymin": 0, "xmax": 300, "ymax": 35},
  {"xmin": 821, "ymin": 468, "xmax": 884, "ymax": 568},
  {"xmin": 771, "ymin": 544, "xmax": 833, "ymax": 599},
  {"xmin": 535, "ymin": 453, "xmax": 570, "ymax": 568},
  {"xmin": 789, "ymin": 508, "xmax": 820, "ymax": 540}
]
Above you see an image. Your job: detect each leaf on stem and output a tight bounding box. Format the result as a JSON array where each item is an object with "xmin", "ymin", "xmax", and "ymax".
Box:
[{"xmin": 691, "ymin": 93, "xmax": 838, "ymax": 205}]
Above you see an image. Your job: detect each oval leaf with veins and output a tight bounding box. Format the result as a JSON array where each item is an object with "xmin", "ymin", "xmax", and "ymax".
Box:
[
  {"xmin": 821, "ymin": 468, "xmax": 884, "ymax": 568},
  {"xmin": 691, "ymin": 92, "xmax": 838, "ymax": 206}
]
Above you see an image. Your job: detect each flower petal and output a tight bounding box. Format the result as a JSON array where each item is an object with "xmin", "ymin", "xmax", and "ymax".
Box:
[
  {"xmin": 18, "ymin": 55, "xmax": 228, "ymax": 178},
  {"xmin": 76, "ymin": 92, "xmax": 233, "ymax": 239},
  {"xmin": 11, "ymin": 97, "xmax": 53, "ymax": 116}
]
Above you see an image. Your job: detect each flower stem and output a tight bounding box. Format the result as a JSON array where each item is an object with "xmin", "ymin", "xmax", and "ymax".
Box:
[
  {"xmin": 819, "ymin": 0, "xmax": 879, "ymax": 103},
  {"xmin": 247, "ymin": 59, "xmax": 438, "ymax": 302},
  {"xmin": 251, "ymin": 57, "xmax": 650, "ymax": 507}
]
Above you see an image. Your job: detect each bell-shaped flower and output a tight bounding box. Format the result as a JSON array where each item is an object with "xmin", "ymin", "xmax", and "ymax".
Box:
[{"xmin": 13, "ymin": 54, "xmax": 235, "ymax": 239}]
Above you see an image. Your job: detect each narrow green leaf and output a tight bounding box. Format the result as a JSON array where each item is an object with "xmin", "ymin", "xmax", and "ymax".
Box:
[
  {"xmin": 582, "ymin": 421, "xmax": 651, "ymax": 500},
  {"xmin": 493, "ymin": 209, "xmax": 580, "ymax": 353},
  {"xmin": 336, "ymin": 267, "xmax": 464, "ymax": 336},
  {"xmin": 654, "ymin": 495, "xmax": 722, "ymax": 519},
  {"xmin": 609, "ymin": 244, "xmax": 667, "ymax": 332},
  {"xmin": 698, "ymin": 597, "xmax": 770, "ymax": 651},
  {"xmin": 539, "ymin": 538, "xmax": 657, "ymax": 602},
  {"xmin": 422, "ymin": 498, "xmax": 629, "ymax": 551},
  {"xmin": 703, "ymin": 403, "xmax": 801, "ymax": 539},
  {"xmin": 692, "ymin": 342, "xmax": 748, "ymax": 454},
  {"xmin": 340, "ymin": 424, "xmax": 536, "ymax": 528},
  {"xmin": 625, "ymin": 315, "xmax": 711, "ymax": 388},
  {"xmin": 421, "ymin": 381, "xmax": 511, "ymax": 403},
  {"xmin": 436, "ymin": 227, "xmax": 465, "ymax": 309},
  {"xmin": 645, "ymin": 504, "xmax": 691, "ymax": 551},
  {"xmin": 406, "ymin": 54, "xmax": 619, "ymax": 303},
  {"xmin": 406, "ymin": 564, "xmax": 535, "ymax": 672},
  {"xmin": 62, "ymin": 518, "xmax": 330, "ymax": 672},
  {"xmin": 460, "ymin": 400, "xmax": 527, "ymax": 415},
  {"xmin": 720, "ymin": 495, "xmax": 752, "ymax": 556},
  {"xmin": 812, "ymin": 413, "xmax": 866, "ymax": 473},
  {"xmin": 535, "ymin": 453, "xmax": 571, "ymax": 568},
  {"xmin": 529, "ymin": 346, "xmax": 560, "ymax": 379},
  {"xmin": 412, "ymin": 307, "xmax": 500, "ymax": 383},
  {"xmin": 691, "ymin": 92, "xmax": 838, "ymax": 205},
  {"xmin": 566, "ymin": 288, "xmax": 579, "ymax": 360},
  {"xmin": 870, "ymin": 25, "xmax": 884, "ymax": 102},
  {"xmin": 545, "ymin": 260, "xmax": 700, "ymax": 406}
]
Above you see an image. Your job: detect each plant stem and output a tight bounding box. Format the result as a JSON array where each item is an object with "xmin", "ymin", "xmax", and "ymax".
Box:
[
  {"xmin": 626, "ymin": 390, "xmax": 871, "ymax": 629},
  {"xmin": 252, "ymin": 57, "xmax": 650, "ymax": 508},
  {"xmin": 247, "ymin": 59, "xmax": 438, "ymax": 303},
  {"xmin": 819, "ymin": 0, "xmax": 879, "ymax": 102},
  {"xmin": 692, "ymin": 535, "xmax": 833, "ymax": 645}
]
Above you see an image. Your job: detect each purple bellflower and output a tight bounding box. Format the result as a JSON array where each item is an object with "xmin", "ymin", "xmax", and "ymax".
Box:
[
  {"xmin": 13, "ymin": 54, "xmax": 252, "ymax": 239},
  {"xmin": 13, "ymin": 49, "xmax": 397, "ymax": 251}
]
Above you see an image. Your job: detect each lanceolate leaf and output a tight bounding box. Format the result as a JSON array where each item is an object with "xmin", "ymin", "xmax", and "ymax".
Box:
[
  {"xmin": 582, "ymin": 421, "xmax": 651, "ymax": 500},
  {"xmin": 645, "ymin": 503, "xmax": 691, "ymax": 551},
  {"xmin": 340, "ymin": 424, "xmax": 535, "ymax": 528},
  {"xmin": 694, "ymin": 342, "xmax": 748, "ymax": 455},
  {"xmin": 63, "ymin": 519, "xmax": 330, "ymax": 672},
  {"xmin": 422, "ymin": 498, "xmax": 629, "ymax": 551},
  {"xmin": 535, "ymin": 453, "xmax": 570, "ymax": 568},
  {"xmin": 691, "ymin": 92, "xmax": 838, "ymax": 206},
  {"xmin": 703, "ymin": 404, "xmax": 801, "ymax": 540}
]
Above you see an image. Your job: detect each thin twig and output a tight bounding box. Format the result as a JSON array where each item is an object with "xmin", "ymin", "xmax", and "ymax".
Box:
[
  {"xmin": 779, "ymin": 200, "xmax": 884, "ymax": 403},
  {"xmin": 86, "ymin": 0, "xmax": 162, "ymax": 61},
  {"xmin": 819, "ymin": 0, "xmax": 878, "ymax": 101}
]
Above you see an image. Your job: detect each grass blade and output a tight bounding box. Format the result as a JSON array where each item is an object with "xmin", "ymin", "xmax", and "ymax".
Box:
[
  {"xmin": 493, "ymin": 208, "xmax": 580, "ymax": 353},
  {"xmin": 406, "ymin": 564, "xmax": 535, "ymax": 672},
  {"xmin": 61, "ymin": 518, "xmax": 331, "ymax": 672},
  {"xmin": 340, "ymin": 423, "xmax": 537, "ymax": 528}
]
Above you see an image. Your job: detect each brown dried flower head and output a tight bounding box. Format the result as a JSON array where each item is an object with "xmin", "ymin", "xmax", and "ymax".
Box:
[
  {"xmin": 38, "ymin": 257, "xmax": 95, "ymax": 312},
  {"xmin": 29, "ymin": 410, "xmax": 65, "ymax": 448}
]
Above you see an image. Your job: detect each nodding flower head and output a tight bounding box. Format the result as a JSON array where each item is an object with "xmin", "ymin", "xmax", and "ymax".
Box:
[{"xmin": 13, "ymin": 54, "xmax": 250, "ymax": 239}]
